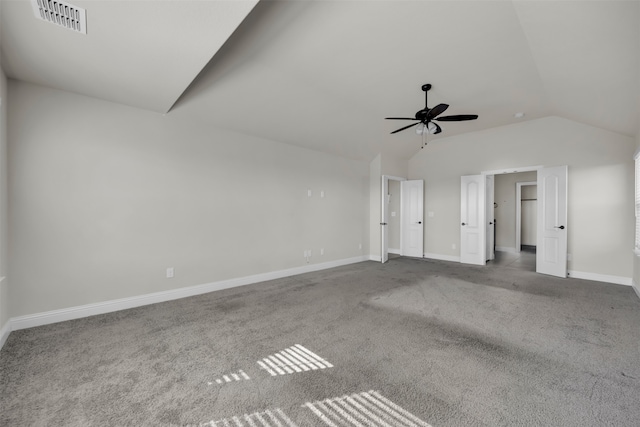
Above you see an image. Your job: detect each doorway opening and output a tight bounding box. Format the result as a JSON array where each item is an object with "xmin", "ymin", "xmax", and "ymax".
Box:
[
  {"xmin": 491, "ymin": 171, "xmax": 537, "ymax": 271},
  {"xmin": 381, "ymin": 175, "xmax": 405, "ymax": 263},
  {"xmin": 462, "ymin": 165, "xmax": 568, "ymax": 277},
  {"xmin": 381, "ymin": 176, "xmax": 424, "ymax": 263}
]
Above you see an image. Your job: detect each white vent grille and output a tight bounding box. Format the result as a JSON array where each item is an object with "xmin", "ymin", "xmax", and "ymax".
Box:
[{"xmin": 31, "ymin": 0, "xmax": 86, "ymax": 34}]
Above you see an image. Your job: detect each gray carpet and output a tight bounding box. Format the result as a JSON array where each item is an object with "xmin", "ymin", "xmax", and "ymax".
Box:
[{"xmin": 1, "ymin": 257, "xmax": 639, "ymax": 426}]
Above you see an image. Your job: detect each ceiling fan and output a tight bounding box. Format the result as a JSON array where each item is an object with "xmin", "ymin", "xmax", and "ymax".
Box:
[{"xmin": 386, "ymin": 84, "xmax": 478, "ymax": 135}]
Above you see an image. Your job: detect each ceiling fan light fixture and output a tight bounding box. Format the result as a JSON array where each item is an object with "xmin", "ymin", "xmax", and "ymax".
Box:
[
  {"xmin": 416, "ymin": 123, "xmax": 425, "ymax": 135},
  {"xmin": 427, "ymin": 121, "xmax": 438, "ymax": 134}
]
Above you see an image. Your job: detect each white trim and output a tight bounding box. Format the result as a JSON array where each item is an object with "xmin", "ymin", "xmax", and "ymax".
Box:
[
  {"xmin": 423, "ymin": 253, "xmax": 461, "ymax": 262},
  {"xmin": 495, "ymin": 246, "xmax": 519, "ymax": 254},
  {"xmin": 0, "ymin": 320, "xmax": 10, "ymax": 351},
  {"xmin": 382, "ymin": 175, "xmax": 406, "ymax": 182},
  {"xmin": 481, "ymin": 165, "xmax": 543, "ymax": 175},
  {"xmin": 388, "ymin": 248, "xmax": 401, "ymax": 255},
  {"xmin": 369, "ymin": 255, "xmax": 382, "ymax": 262},
  {"xmin": 516, "ymin": 181, "xmax": 537, "ymax": 253},
  {"xmin": 634, "ymin": 248, "xmax": 640, "ymax": 257},
  {"xmin": 567, "ymin": 270, "xmax": 632, "ymax": 286},
  {"xmin": 10, "ymin": 256, "xmax": 369, "ymax": 331}
]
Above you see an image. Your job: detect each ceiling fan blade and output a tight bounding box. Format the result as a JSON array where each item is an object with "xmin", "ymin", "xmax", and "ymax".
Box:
[
  {"xmin": 385, "ymin": 117, "xmax": 419, "ymax": 121},
  {"xmin": 426, "ymin": 103, "xmax": 449, "ymax": 120},
  {"xmin": 390, "ymin": 122, "xmax": 421, "ymax": 134},
  {"xmin": 435, "ymin": 114, "xmax": 478, "ymax": 122}
]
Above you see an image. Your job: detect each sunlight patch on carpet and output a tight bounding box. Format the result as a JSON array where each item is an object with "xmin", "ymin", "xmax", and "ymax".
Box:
[
  {"xmin": 208, "ymin": 370, "xmax": 251, "ymax": 386},
  {"xmin": 201, "ymin": 408, "xmax": 297, "ymax": 427},
  {"xmin": 303, "ymin": 390, "xmax": 432, "ymax": 427},
  {"xmin": 257, "ymin": 344, "xmax": 333, "ymax": 376}
]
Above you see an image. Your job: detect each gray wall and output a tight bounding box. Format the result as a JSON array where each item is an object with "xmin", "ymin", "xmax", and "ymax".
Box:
[
  {"xmin": 409, "ymin": 116, "xmax": 635, "ymax": 279},
  {"xmin": 494, "ymin": 171, "xmax": 536, "ymax": 251},
  {"xmin": 8, "ymin": 81, "xmax": 369, "ymax": 318},
  {"xmin": 635, "ymin": 131, "xmax": 640, "ymax": 291},
  {"xmin": 0, "ymin": 66, "xmax": 8, "ymax": 330}
]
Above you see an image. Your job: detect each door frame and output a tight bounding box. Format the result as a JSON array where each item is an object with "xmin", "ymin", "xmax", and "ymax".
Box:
[
  {"xmin": 515, "ymin": 181, "xmax": 537, "ymax": 253},
  {"xmin": 478, "ymin": 165, "xmax": 567, "ymax": 278},
  {"xmin": 381, "ymin": 175, "xmax": 406, "ymax": 263}
]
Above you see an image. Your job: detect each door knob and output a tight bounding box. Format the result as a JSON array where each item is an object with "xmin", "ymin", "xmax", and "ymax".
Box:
[
  {"xmin": 417, "ymin": 221, "xmax": 422, "ymax": 224},
  {"xmin": 554, "ymin": 225, "xmax": 565, "ymax": 230},
  {"xmin": 461, "ymin": 222, "xmax": 466, "ymax": 226}
]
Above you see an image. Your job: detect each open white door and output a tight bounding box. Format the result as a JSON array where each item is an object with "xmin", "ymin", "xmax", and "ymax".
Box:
[
  {"xmin": 401, "ymin": 180, "xmax": 424, "ymax": 257},
  {"xmin": 485, "ymin": 175, "xmax": 495, "ymax": 261},
  {"xmin": 381, "ymin": 176, "xmax": 389, "ymax": 263},
  {"xmin": 536, "ymin": 166, "xmax": 568, "ymax": 277},
  {"xmin": 460, "ymin": 175, "xmax": 486, "ymax": 265}
]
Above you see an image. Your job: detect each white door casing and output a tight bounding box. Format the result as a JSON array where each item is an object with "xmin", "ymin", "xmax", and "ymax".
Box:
[
  {"xmin": 401, "ymin": 180, "xmax": 424, "ymax": 258},
  {"xmin": 516, "ymin": 181, "xmax": 537, "ymax": 251},
  {"xmin": 460, "ymin": 174, "xmax": 486, "ymax": 265},
  {"xmin": 536, "ymin": 166, "xmax": 568, "ymax": 277}
]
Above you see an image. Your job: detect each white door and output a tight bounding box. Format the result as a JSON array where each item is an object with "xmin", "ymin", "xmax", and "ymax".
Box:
[
  {"xmin": 381, "ymin": 176, "xmax": 389, "ymax": 263},
  {"xmin": 485, "ymin": 175, "xmax": 495, "ymax": 261},
  {"xmin": 401, "ymin": 180, "xmax": 424, "ymax": 257},
  {"xmin": 536, "ymin": 166, "xmax": 568, "ymax": 277},
  {"xmin": 460, "ymin": 175, "xmax": 486, "ymax": 265}
]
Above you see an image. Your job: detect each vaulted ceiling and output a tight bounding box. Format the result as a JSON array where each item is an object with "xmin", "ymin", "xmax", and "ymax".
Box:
[{"xmin": 2, "ymin": 0, "xmax": 639, "ymax": 161}]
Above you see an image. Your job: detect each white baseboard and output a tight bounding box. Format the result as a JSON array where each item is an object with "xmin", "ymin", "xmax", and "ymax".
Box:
[
  {"xmin": 10, "ymin": 255, "xmax": 369, "ymax": 332},
  {"xmin": 495, "ymin": 246, "xmax": 518, "ymax": 254},
  {"xmin": 388, "ymin": 248, "xmax": 401, "ymax": 255},
  {"xmin": 369, "ymin": 255, "xmax": 382, "ymax": 262},
  {"xmin": 568, "ymin": 270, "xmax": 632, "ymax": 286},
  {"xmin": 423, "ymin": 253, "xmax": 461, "ymax": 263},
  {"xmin": 0, "ymin": 320, "xmax": 10, "ymax": 351}
]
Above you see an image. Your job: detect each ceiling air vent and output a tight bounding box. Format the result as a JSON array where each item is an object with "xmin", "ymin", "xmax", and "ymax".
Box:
[{"xmin": 30, "ymin": 0, "xmax": 86, "ymax": 34}]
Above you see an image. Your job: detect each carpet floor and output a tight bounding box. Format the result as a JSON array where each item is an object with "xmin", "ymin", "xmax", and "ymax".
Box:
[{"xmin": 1, "ymin": 257, "xmax": 639, "ymax": 426}]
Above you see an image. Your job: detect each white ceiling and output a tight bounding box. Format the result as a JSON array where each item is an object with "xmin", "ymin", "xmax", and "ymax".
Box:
[
  {"xmin": 2, "ymin": 0, "xmax": 639, "ymax": 161},
  {"xmin": 0, "ymin": 0, "xmax": 259, "ymax": 112}
]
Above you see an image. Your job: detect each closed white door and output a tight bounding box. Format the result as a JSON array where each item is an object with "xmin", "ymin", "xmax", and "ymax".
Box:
[
  {"xmin": 536, "ymin": 166, "xmax": 568, "ymax": 277},
  {"xmin": 460, "ymin": 175, "xmax": 486, "ymax": 265},
  {"xmin": 401, "ymin": 180, "xmax": 424, "ymax": 257}
]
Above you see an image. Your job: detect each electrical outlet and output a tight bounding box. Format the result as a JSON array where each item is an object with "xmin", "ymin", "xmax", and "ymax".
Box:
[
  {"xmin": 166, "ymin": 267, "xmax": 174, "ymax": 278},
  {"xmin": 307, "ymin": 189, "xmax": 312, "ymax": 197},
  {"xmin": 452, "ymin": 244, "xmax": 456, "ymax": 250},
  {"xmin": 359, "ymin": 243, "xmax": 362, "ymax": 250},
  {"xmin": 320, "ymin": 248, "xmax": 324, "ymax": 256},
  {"xmin": 320, "ymin": 191, "xmax": 325, "ymax": 198}
]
